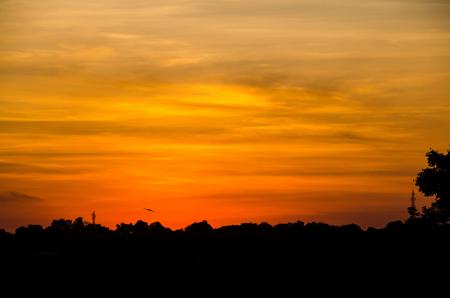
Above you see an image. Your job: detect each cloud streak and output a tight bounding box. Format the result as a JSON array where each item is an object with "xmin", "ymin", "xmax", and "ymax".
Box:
[
  {"xmin": 0, "ymin": 191, "xmax": 41, "ymax": 204},
  {"xmin": 0, "ymin": 0, "xmax": 449, "ymax": 229}
]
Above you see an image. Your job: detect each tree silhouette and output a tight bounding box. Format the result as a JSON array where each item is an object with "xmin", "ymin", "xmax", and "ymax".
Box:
[
  {"xmin": 116, "ymin": 223, "xmax": 134, "ymax": 235},
  {"xmin": 184, "ymin": 220, "xmax": 213, "ymax": 236},
  {"xmin": 415, "ymin": 147, "xmax": 450, "ymax": 224},
  {"xmin": 15, "ymin": 224, "xmax": 44, "ymax": 239},
  {"xmin": 133, "ymin": 220, "xmax": 150, "ymax": 236},
  {"xmin": 407, "ymin": 205, "xmax": 420, "ymax": 223},
  {"xmin": 72, "ymin": 217, "xmax": 86, "ymax": 232},
  {"xmin": 46, "ymin": 219, "xmax": 73, "ymax": 235}
]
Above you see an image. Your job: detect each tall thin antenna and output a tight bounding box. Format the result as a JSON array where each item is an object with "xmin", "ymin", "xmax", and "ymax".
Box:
[
  {"xmin": 411, "ymin": 190, "xmax": 416, "ymax": 210},
  {"xmin": 92, "ymin": 211, "xmax": 96, "ymax": 225}
]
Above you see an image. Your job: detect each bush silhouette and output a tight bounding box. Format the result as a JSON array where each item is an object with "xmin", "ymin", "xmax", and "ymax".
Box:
[
  {"xmin": 415, "ymin": 147, "xmax": 450, "ymax": 223},
  {"xmin": 184, "ymin": 220, "xmax": 213, "ymax": 236}
]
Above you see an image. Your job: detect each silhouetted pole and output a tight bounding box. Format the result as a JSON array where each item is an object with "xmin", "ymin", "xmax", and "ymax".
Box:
[
  {"xmin": 411, "ymin": 190, "xmax": 416, "ymax": 210},
  {"xmin": 92, "ymin": 211, "xmax": 96, "ymax": 225}
]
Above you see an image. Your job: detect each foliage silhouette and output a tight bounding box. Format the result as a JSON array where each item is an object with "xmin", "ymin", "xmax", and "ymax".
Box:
[
  {"xmin": 1, "ymin": 217, "xmax": 448, "ymax": 262},
  {"xmin": 1, "ymin": 216, "xmax": 449, "ymax": 292},
  {"xmin": 414, "ymin": 147, "xmax": 450, "ymax": 223},
  {"xmin": 2, "ymin": 148, "xmax": 450, "ymax": 287}
]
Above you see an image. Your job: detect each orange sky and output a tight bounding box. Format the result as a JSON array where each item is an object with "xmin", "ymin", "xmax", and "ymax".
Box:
[{"xmin": 1, "ymin": 0, "xmax": 450, "ymax": 231}]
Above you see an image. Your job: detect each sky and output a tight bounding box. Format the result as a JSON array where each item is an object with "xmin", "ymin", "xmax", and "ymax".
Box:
[{"xmin": 1, "ymin": 0, "xmax": 450, "ymax": 231}]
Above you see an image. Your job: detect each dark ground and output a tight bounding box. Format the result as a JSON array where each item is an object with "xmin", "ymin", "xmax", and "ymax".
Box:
[{"xmin": 1, "ymin": 219, "xmax": 449, "ymax": 293}]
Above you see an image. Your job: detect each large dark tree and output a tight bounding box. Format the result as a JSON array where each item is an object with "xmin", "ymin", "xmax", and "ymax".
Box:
[{"xmin": 415, "ymin": 147, "xmax": 450, "ymax": 223}]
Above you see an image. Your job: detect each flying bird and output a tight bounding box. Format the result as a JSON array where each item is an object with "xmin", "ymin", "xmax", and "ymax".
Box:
[{"xmin": 144, "ymin": 208, "xmax": 155, "ymax": 212}]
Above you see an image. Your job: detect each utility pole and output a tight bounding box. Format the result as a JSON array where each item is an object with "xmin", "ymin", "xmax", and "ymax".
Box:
[
  {"xmin": 92, "ymin": 211, "xmax": 96, "ymax": 225},
  {"xmin": 407, "ymin": 190, "xmax": 419, "ymax": 222}
]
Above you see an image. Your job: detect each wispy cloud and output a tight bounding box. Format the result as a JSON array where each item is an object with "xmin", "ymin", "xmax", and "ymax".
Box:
[
  {"xmin": 0, "ymin": 0, "xmax": 448, "ymax": 229},
  {"xmin": 0, "ymin": 161, "xmax": 91, "ymax": 175},
  {"xmin": 0, "ymin": 191, "xmax": 41, "ymax": 204}
]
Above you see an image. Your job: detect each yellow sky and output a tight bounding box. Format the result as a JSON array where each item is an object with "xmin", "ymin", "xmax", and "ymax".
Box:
[{"xmin": 1, "ymin": 0, "xmax": 450, "ymax": 231}]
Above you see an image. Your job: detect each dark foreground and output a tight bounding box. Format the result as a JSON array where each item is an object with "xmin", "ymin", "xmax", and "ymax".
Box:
[{"xmin": 1, "ymin": 219, "xmax": 449, "ymax": 292}]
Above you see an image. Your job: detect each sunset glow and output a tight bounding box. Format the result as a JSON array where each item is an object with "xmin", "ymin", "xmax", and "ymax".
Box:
[{"xmin": 1, "ymin": 0, "xmax": 450, "ymax": 231}]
